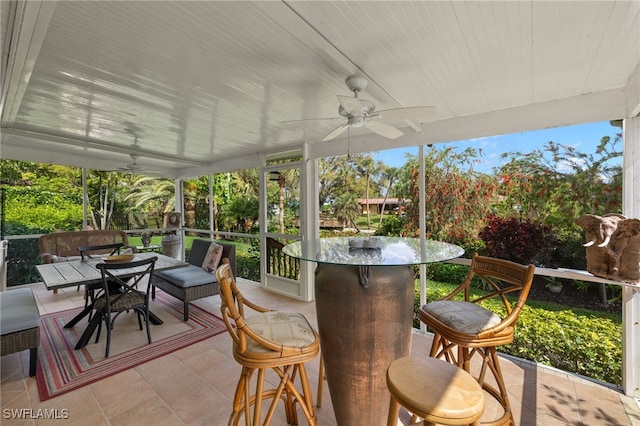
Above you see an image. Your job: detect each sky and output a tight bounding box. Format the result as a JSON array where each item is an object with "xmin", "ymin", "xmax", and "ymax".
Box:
[{"xmin": 373, "ymin": 120, "xmax": 621, "ymax": 173}]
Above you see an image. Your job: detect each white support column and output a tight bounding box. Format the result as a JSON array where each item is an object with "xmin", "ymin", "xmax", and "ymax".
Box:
[
  {"xmin": 418, "ymin": 145, "xmax": 428, "ymax": 332},
  {"xmin": 174, "ymin": 179, "xmax": 185, "ymax": 261},
  {"xmin": 259, "ymin": 156, "xmax": 267, "ymax": 282},
  {"xmin": 82, "ymin": 169, "xmax": 88, "ymax": 230},
  {"xmin": 299, "ymin": 143, "xmax": 319, "ymax": 302},
  {"xmin": 208, "ymin": 174, "xmax": 214, "ymax": 238},
  {"xmin": 622, "ymin": 116, "xmax": 640, "ymax": 397}
]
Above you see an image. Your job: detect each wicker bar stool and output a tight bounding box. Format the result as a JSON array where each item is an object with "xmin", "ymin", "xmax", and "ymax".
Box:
[
  {"xmin": 216, "ymin": 258, "xmax": 320, "ymax": 425},
  {"xmin": 386, "ymin": 356, "xmax": 485, "ymax": 426},
  {"xmin": 419, "ymin": 254, "xmax": 535, "ymax": 426}
]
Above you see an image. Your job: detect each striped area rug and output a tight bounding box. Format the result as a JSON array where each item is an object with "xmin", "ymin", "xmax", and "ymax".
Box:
[{"xmin": 36, "ymin": 291, "xmax": 226, "ymax": 401}]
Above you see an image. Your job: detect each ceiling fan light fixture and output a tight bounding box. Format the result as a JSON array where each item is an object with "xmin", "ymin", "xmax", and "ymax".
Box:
[{"xmin": 349, "ymin": 116, "xmax": 366, "ymax": 128}]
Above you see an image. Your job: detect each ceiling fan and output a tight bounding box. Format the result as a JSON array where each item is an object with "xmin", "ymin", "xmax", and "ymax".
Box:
[
  {"xmin": 286, "ymin": 75, "xmax": 437, "ymax": 142},
  {"xmin": 114, "ymin": 154, "xmax": 151, "ymax": 174}
]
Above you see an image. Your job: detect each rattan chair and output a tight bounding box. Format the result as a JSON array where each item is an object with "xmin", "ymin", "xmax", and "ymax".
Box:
[
  {"xmin": 215, "ymin": 258, "xmax": 320, "ymax": 426},
  {"xmin": 419, "ymin": 253, "xmax": 535, "ymax": 426},
  {"xmin": 386, "ymin": 356, "xmax": 485, "ymax": 426}
]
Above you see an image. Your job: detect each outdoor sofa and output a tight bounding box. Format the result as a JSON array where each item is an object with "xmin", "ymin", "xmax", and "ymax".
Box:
[
  {"xmin": 151, "ymin": 239, "xmax": 236, "ymax": 321},
  {"xmin": 38, "ymin": 230, "xmax": 133, "ymax": 264},
  {"xmin": 0, "ymin": 287, "xmax": 40, "ymax": 376},
  {"xmin": 38, "ymin": 230, "xmax": 135, "ymax": 294}
]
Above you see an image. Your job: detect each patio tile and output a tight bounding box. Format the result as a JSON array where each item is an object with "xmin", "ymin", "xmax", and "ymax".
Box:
[
  {"xmin": 1, "ymin": 278, "xmax": 637, "ymax": 426},
  {"xmin": 89, "ymin": 371, "xmax": 156, "ymax": 419},
  {"xmin": 135, "ymin": 354, "xmax": 209, "ymax": 405},
  {"xmin": 169, "ymin": 385, "xmax": 228, "ymax": 424},
  {"xmin": 108, "ymin": 394, "xmax": 183, "ymax": 426}
]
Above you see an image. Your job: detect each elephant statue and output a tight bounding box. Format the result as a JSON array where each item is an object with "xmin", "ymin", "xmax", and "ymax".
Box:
[
  {"xmin": 608, "ymin": 218, "xmax": 640, "ymax": 282},
  {"xmin": 575, "ymin": 213, "xmax": 627, "ymax": 277},
  {"xmin": 576, "ymin": 213, "xmax": 640, "ymax": 283}
]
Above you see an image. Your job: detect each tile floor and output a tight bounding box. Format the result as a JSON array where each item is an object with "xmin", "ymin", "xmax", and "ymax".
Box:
[{"xmin": 1, "ymin": 279, "xmax": 639, "ymax": 426}]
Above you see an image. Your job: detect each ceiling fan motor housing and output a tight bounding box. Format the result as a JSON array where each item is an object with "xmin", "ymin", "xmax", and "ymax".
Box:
[
  {"xmin": 345, "ymin": 75, "xmax": 368, "ymax": 93},
  {"xmin": 338, "ymin": 98, "xmax": 375, "ymax": 119}
]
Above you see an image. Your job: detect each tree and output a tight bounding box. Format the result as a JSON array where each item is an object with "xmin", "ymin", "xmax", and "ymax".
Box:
[
  {"xmin": 183, "ymin": 178, "xmax": 208, "ymax": 229},
  {"xmin": 211, "ymin": 173, "xmax": 232, "ymax": 234},
  {"xmin": 495, "ymin": 135, "xmax": 622, "ymax": 229},
  {"xmin": 354, "ymin": 153, "xmax": 377, "ymax": 228},
  {"xmin": 318, "ymin": 156, "xmax": 351, "ymax": 211},
  {"xmin": 333, "ymin": 191, "xmax": 360, "ymax": 229},
  {"xmin": 86, "ymin": 172, "xmax": 118, "ymax": 230},
  {"xmin": 378, "ymin": 164, "xmax": 398, "ymax": 225},
  {"xmin": 1, "ymin": 161, "xmax": 84, "ymax": 232},
  {"xmin": 404, "ymin": 146, "xmax": 498, "ymax": 243},
  {"xmin": 125, "ymin": 177, "xmax": 175, "ymax": 227},
  {"xmin": 221, "ymin": 196, "xmax": 259, "ymax": 233}
]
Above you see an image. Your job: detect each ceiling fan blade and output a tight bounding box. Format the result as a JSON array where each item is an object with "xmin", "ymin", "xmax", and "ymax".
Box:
[
  {"xmin": 322, "ymin": 123, "xmax": 349, "ymax": 141},
  {"xmin": 337, "ymin": 95, "xmax": 362, "ymax": 115},
  {"xmin": 282, "ymin": 117, "xmax": 343, "ymax": 126},
  {"xmin": 376, "ymin": 106, "xmax": 437, "ymax": 121},
  {"xmin": 364, "ymin": 120, "xmax": 404, "ymax": 139}
]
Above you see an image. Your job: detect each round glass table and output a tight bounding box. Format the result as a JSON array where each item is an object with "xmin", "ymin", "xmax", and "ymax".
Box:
[{"xmin": 283, "ymin": 237, "xmax": 464, "ymax": 425}]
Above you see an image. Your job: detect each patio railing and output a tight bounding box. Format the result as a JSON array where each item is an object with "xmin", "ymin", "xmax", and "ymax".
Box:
[{"xmin": 266, "ymin": 237, "xmax": 299, "ymax": 280}]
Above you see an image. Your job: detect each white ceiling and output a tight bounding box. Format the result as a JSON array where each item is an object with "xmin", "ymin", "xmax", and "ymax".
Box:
[{"xmin": 1, "ymin": 1, "xmax": 639, "ymax": 178}]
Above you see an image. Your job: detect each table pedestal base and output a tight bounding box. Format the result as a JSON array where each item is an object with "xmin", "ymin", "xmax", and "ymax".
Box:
[{"xmin": 315, "ymin": 264, "xmax": 414, "ymax": 425}]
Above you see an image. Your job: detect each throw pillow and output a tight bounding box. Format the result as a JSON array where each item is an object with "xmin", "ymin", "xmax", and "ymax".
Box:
[{"xmin": 202, "ymin": 242, "xmax": 223, "ymax": 274}]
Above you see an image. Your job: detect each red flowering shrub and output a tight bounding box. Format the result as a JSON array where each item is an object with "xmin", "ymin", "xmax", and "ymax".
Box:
[{"xmin": 479, "ymin": 214, "xmax": 559, "ymax": 267}]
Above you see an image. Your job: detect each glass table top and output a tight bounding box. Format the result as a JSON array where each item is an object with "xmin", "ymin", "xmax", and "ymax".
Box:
[{"xmin": 282, "ymin": 237, "xmax": 464, "ymax": 266}]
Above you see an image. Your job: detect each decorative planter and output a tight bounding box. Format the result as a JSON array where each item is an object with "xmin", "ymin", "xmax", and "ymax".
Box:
[
  {"xmin": 314, "ymin": 263, "xmax": 414, "ymax": 425},
  {"xmin": 548, "ymin": 285, "xmax": 563, "ymax": 294},
  {"xmin": 161, "ymin": 234, "xmax": 181, "ymax": 258}
]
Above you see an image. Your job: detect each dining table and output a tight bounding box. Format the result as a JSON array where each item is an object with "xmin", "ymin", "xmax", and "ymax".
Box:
[
  {"xmin": 36, "ymin": 252, "xmax": 189, "ymax": 349},
  {"xmin": 283, "ymin": 236, "xmax": 464, "ymax": 426}
]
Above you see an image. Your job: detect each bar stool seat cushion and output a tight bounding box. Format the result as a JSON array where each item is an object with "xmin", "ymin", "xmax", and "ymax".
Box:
[
  {"xmin": 387, "ymin": 356, "xmax": 484, "ymax": 424},
  {"xmin": 421, "ymin": 300, "xmax": 501, "ymax": 334},
  {"xmin": 246, "ymin": 311, "xmax": 317, "ymax": 352}
]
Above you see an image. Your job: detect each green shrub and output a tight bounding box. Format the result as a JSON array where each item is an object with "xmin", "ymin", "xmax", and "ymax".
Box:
[
  {"xmin": 375, "ymin": 215, "xmax": 405, "ymax": 236},
  {"xmin": 427, "ymin": 263, "xmax": 469, "ymax": 284},
  {"xmin": 5, "ymin": 222, "xmax": 49, "ymax": 286},
  {"xmin": 236, "ymin": 248, "xmax": 260, "ymax": 282},
  {"xmin": 507, "ymin": 305, "xmax": 621, "ymax": 385},
  {"xmin": 479, "ymin": 214, "xmax": 559, "ymax": 267}
]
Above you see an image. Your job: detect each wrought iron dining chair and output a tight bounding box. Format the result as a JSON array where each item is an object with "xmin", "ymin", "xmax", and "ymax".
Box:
[
  {"xmin": 215, "ymin": 258, "xmax": 320, "ymax": 425},
  {"xmin": 419, "ymin": 253, "xmax": 535, "ymax": 426},
  {"xmin": 77, "ymin": 243, "xmax": 126, "ymax": 311},
  {"xmin": 93, "ymin": 256, "xmax": 157, "ymax": 358},
  {"xmin": 78, "ymin": 242, "xmax": 125, "ymax": 261}
]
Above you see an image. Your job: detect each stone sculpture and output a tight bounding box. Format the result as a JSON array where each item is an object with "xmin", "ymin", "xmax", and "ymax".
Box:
[{"xmin": 576, "ymin": 213, "xmax": 640, "ymax": 283}]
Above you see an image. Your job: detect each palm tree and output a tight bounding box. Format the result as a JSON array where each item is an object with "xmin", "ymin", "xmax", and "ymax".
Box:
[
  {"xmin": 354, "ymin": 154, "xmax": 376, "ymax": 229},
  {"xmin": 379, "ymin": 165, "xmax": 398, "ymax": 224},
  {"xmin": 333, "ymin": 192, "xmax": 360, "ymax": 230},
  {"xmin": 125, "ymin": 177, "xmax": 175, "ymax": 227}
]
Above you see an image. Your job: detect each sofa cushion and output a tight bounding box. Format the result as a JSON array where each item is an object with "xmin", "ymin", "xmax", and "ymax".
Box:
[
  {"xmin": 187, "ymin": 238, "xmax": 214, "ymax": 266},
  {"xmin": 202, "ymin": 242, "xmax": 223, "ymax": 274},
  {"xmin": 52, "ymin": 255, "xmax": 83, "ymax": 263},
  {"xmin": 0, "ymin": 288, "xmax": 40, "ymax": 335},
  {"xmin": 155, "ymin": 265, "xmax": 217, "ymax": 288}
]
